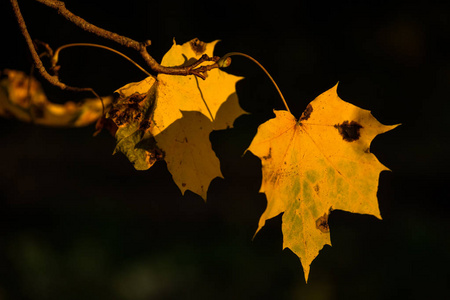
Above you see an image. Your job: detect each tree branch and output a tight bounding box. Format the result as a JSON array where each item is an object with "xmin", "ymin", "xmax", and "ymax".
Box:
[
  {"xmin": 10, "ymin": 0, "xmax": 92, "ymax": 93},
  {"xmin": 32, "ymin": 0, "xmax": 220, "ymax": 79},
  {"xmin": 34, "ymin": 0, "xmax": 144, "ymax": 51}
]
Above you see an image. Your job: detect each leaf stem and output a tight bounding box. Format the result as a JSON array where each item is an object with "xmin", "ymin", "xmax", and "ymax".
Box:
[
  {"xmin": 218, "ymin": 52, "xmax": 291, "ymax": 113},
  {"xmin": 52, "ymin": 43, "xmax": 152, "ymax": 77}
]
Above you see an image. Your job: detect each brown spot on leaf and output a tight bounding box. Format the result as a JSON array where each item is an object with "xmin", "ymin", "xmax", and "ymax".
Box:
[
  {"xmin": 144, "ymin": 147, "xmax": 164, "ymax": 167},
  {"xmin": 334, "ymin": 120, "xmax": 363, "ymax": 142},
  {"xmin": 262, "ymin": 147, "xmax": 272, "ymax": 160},
  {"xmin": 299, "ymin": 104, "xmax": 313, "ymax": 121},
  {"xmin": 114, "ymin": 117, "xmax": 125, "ymax": 126},
  {"xmin": 128, "ymin": 93, "xmax": 146, "ymax": 103},
  {"xmin": 133, "ymin": 112, "xmax": 142, "ymax": 121},
  {"xmin": 182, "ymin": 183, "xmax": 186, "ymax": 187},
  {"xmin": 314, "ymin": 184, "xmax": 320, "ymax": 194},
  {"xmin": 108, "ymin": 108, "xmax": 119, "ymax": 118},
  {"xmin": 190, "ymin": 38, "xmax": 206, "ymax": 55},
  {"xmin": 139, "ymin": 119, "xmax": 151, "ymax": 131},
  {"xmin": 315, "ymin": 213, "xmax": 330, "ymax": 233},
  {"xmin": 127, "ymin": 102, "xmax": 140, "ymax": 111},
  {"xmin": 121, "ymin": 108, "xmax": 134, "ymax": 123},
  {"xmin": 157, "ymin": 148, "xmax": 165, "ymax": 160}
]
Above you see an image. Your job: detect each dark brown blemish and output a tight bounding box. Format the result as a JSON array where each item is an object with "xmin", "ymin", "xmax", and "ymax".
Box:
[
  {"xmin": 157, "ymin": 148, "xmax": 166, "ymax": 160},
  {"xmin": 299, "ymin": 104, "xmax": 313, "ymax": 121},
  {"xmin": 128, "ymin": 93, "xmax": 146, "ymax": 103},
  {"xmin": 139, "ymin": 119, "xmax": 151, "ymax": 131},
  {"xmin": 182, "ymin": 183, "xmax": 187, "ymax": 187},
  {"xmin": 262, "ymin": 147, "xmax": 272, "ymax": 160},
  {"xmin": 108, "ymin": 108, "xmax": 119, "ymax": 118},
  {"xmin": 151, "ymin": 148, "xmax": 164, "ymax": 164},
  {"xmin": 133, "ymin": 112, "xmax": 142, "ymax": 121},
  {"xmin": 147, "ymin": 150, "xmax": 162, "ymax": 166},
  {"xmin": 315, "ymin": 213, "xmax": 330, "ymax": 233},
  {"xmin": 121, "ymin": 108, "xmax": 134, "ymax": 123},
  {"xmin": 128, "ymin": 102, "xmax": 140, "ymax": 111},
  {"xmin": 314, "ymin": 184, "xmax": 320, "ymax": 194},
  {"xmin": 115, "ymin": 117, "xmax": 125, "ymax": 126},
  {"xmin": 334, "ymin": 120, "xmax": 363, "ymax": 142},
  {"xmin": 190, "ymin": 38, "xmax": 206, "ymax": 55}
]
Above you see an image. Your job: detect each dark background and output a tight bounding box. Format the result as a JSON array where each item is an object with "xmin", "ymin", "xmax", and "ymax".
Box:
[{"xmin": 0, "ymin": 0, "xmax": 449, "ymax": 299}]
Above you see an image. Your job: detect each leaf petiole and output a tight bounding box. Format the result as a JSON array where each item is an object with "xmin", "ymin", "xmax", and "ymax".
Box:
[
  {"xmin": 52, "ymin": 43, "xmax": 152, "ymax": 77},
  {"xmin": 218, "ymin": 52, "xmax": 291, "ymax": 113}
]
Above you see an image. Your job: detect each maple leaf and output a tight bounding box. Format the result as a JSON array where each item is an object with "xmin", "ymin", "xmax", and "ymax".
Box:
[
  {"xmin": 107, "ymin": 38, "xmax": 245, "ymax": 200},
  {"xmin": 154, "ymin": 38, "xmax": 245, "ymax": 133},
  {"xmin": 0, "ymin": 69, "xmax": 111, "ymax": 127},
  {"xmin": 247, "ymin": 84, "xmax": 399, "ymax": 282}
]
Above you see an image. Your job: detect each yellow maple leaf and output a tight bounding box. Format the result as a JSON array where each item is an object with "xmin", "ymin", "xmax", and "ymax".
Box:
[
  {"xmin": 247, "ymin": 84, "xmax": 399, "ymax": 282},
  {"xmin": 109, "ymin": 38, "xmax": 246, "ymax": 200},
  {"xmin": 154, "ymin": 38, "xmax": 245, "ymax": 133}
]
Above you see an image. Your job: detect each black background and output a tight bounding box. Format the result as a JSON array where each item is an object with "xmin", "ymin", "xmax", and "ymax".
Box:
[{"xmin": 0, "ymin": 0, "xmax": 449, "ymax": 299}]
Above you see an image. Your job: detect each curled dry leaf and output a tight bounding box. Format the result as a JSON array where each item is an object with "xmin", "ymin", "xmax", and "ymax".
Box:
[
  {"xmin": 106, "ymin": 38, "xmax": 246, "ymax": 200},
  {"xmin": 247, "ymin": 84, "xmax": 399, "ymax": 282},
  {"xmin": 0, "ymin": 69, "xmax": 111, "ymax": 127}
]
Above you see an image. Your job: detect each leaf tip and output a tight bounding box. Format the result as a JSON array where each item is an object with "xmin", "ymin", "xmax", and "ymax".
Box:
[
  {"xmin": 298, "ymin": 256, "xmax": 311, "ymax": 283},
  {"xmin": 252, "ymin": 225, "xmax": 263, "ymax": 241},
  {"xmin": 389, "ymin": 123, "xmax": 402, "ymax": 132},
  {"xmin": 331, "ymin": 82, "xmax": 339, "ymax": 94}
]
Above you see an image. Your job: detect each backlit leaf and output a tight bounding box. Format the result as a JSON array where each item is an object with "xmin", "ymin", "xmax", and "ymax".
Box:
[
  {"xmin": 247, "ymin": 84, "xmax": 399, "ymax": 282},
  {"xmin": 107, "ymin": 39, "xmax": 246, "ymax": 200}
]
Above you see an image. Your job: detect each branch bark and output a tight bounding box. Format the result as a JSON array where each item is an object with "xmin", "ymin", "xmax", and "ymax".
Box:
[
  {"xmin": 10, "ymin": 0, "xmax": 92, "ymax": 93},
  {"xmin": 31, "ymin": 0, "xmax": 220, "ymax": 79},
  {"xmin": 34, "ymin": 0, "xmax": 144, "ymax": 51}
]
